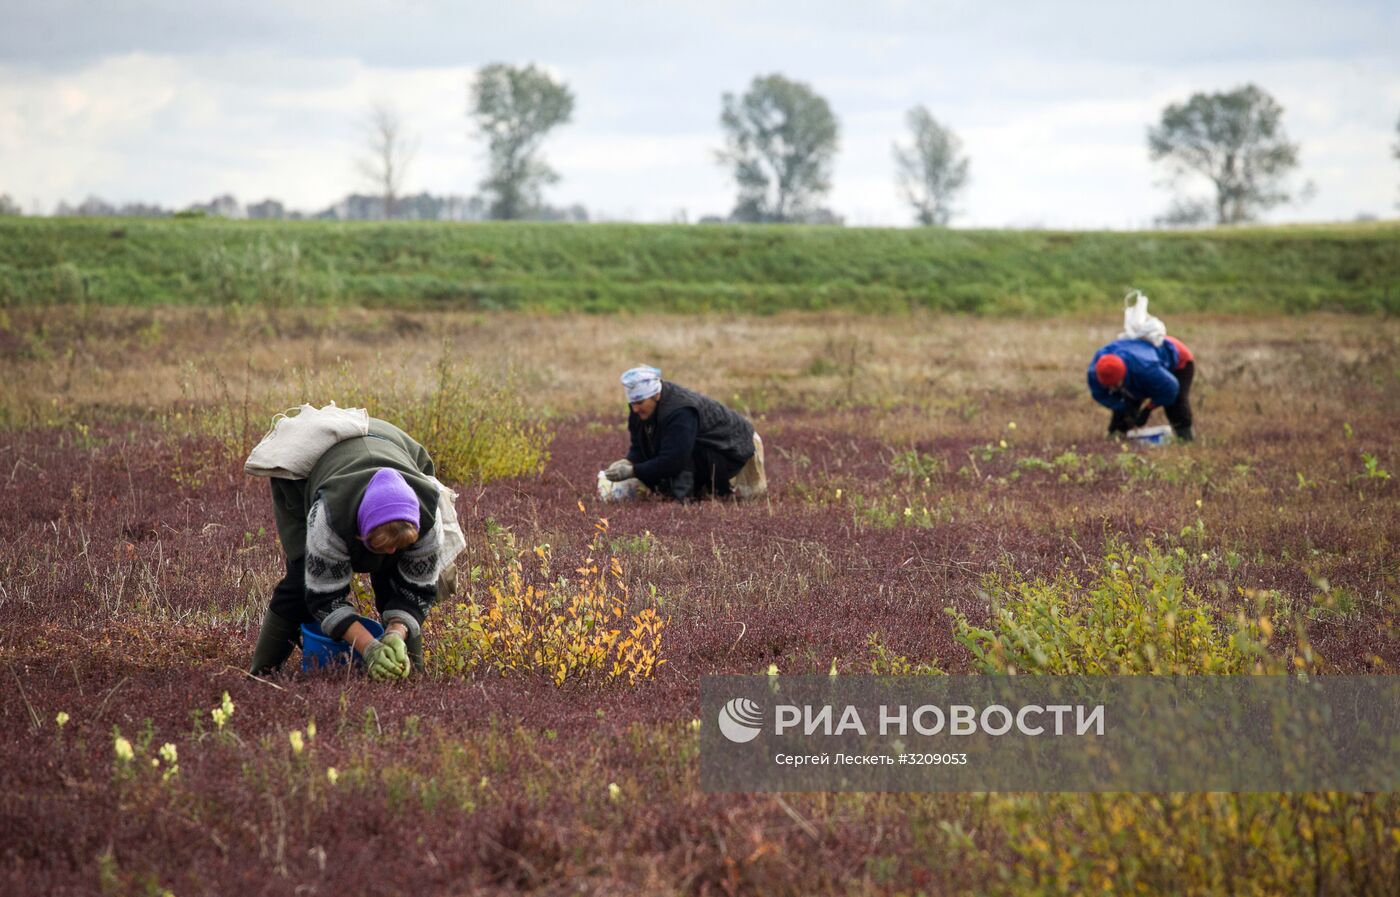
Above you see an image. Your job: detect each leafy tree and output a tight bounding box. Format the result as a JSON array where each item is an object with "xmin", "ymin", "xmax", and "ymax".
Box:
[
  {"xmin": 469, "ymin": 63, "xmax": 574, "ymax": 221},
  {"xmin": 1148, "ymin": 84, "xmax": 1300, "ymax": 225},
  {"xmin": 718, "ymin": 74, "xmax": 839, "ymax": 222},
  {"xmin": 356, "ymin": 101, "xmax": 417, "ymax": 219},
  {"xmin": 1393, "ymin": 114, "xmax": 1399, "ymax": 209},
  {"xmin": 893, "ymin": 106, "xmax": 970, "ymax": 226},
  {"xmin": 0, "ymin": 193, "xmax": 21, "ymax": 216}
]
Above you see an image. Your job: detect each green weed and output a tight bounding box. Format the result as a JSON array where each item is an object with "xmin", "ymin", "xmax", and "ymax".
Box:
[
  {"xmin": 890, "ymin": 449, "xmax": 947, "ymax": 478},
  {"xmin": 948, "ymin": 541, "xmax": 1318, "ymax": 675}
]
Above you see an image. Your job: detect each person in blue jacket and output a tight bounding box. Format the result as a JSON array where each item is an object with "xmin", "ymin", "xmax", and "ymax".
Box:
[{"xmin": 1087, "ymin": 336, "xmax": 1196, "ymax": 442}]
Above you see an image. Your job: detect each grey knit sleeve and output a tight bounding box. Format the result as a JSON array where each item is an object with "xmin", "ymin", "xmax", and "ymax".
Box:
[
  {"xmin": 303, "ymin": 498, "xmax": 357, "ymax": 640},
  {"xmin": 380, "ymin": 524, "xmax": 446, "ymax": 634}
]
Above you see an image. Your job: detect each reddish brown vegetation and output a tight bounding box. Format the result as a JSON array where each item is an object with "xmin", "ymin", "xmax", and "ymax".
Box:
[{"xmin": 2, "ymin": 311, "xmax": 1397, "ymax": 894}]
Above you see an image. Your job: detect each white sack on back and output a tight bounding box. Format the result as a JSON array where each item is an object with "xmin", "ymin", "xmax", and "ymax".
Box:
[
  {"xmin": 1119, "ymin": 290, "xmax": 1166, "ymax": 347},
  {"xmin": 244, "ymin": 403, "xmax": 370, "ymax": 479}
]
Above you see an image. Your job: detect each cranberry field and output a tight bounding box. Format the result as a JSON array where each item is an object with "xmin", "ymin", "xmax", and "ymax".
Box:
[{"xmin": 2, "ymin": 307, "xmax": 1398, "ymax": 895}]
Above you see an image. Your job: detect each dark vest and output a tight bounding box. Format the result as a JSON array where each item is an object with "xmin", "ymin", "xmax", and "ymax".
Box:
[{"xmin": 646, "ymin": 381, "xmax": 755, "ymax": 462}]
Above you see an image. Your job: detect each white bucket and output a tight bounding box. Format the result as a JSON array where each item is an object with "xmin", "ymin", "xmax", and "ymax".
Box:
[{"xmin": 1126, "ymin": 425, "xmax": 1174, "ymax": 446}]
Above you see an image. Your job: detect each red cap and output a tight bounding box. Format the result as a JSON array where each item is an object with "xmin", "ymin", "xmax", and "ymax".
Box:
[{"xmin": 1095, "ymin": 354, "xmax": 1127, "ymax": 388}]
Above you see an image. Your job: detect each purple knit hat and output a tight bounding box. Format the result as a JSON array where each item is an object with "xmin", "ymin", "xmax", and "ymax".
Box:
[{"xmin": 357, "ymin": 468, "xmax": 420, "ymax": 538}]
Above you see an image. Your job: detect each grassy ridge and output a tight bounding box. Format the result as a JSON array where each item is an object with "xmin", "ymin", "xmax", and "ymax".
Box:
[{"xmin": 1, "ymin": 216, "xmax": 1397, "ymax": 313}]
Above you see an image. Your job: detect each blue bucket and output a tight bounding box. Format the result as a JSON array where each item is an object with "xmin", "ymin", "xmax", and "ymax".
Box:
[{"xmin": 301, "ymin": 616, "xmax": 383, "ymax": 672}]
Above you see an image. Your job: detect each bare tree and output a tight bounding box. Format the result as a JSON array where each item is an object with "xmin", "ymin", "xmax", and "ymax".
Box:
[
  {"xmin": 356, "ymin": 102, "xmax": 417, "ymax": 220},
  {"xmin": 893, "ymin": 106, "xmax": 970, "ymax": 226}
]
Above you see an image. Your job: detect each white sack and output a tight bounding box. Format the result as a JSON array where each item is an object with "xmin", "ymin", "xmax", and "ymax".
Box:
[
  {"xmin": 244, "ymin": 403, "xmax": 370, "ymax": 479},
  {"xmin": 429, "ymin": 476, "xmax": 467, "ymax": 574},
  {"xmin": 1118, "ymin": 290, "xmax": 1166, "ymax": 347},
  {"xmin": 731, "ymin": 432, "xmax": 768, "ymax": 500}
]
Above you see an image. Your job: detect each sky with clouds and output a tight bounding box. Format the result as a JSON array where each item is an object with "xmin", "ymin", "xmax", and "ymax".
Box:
[{"xmin": 2, "ymin": 0, "xmax": 1397, "ymax": 227}]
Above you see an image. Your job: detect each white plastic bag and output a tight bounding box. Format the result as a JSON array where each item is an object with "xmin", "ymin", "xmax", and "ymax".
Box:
[
  {"xmin": 1119, "ymin": 290, "xmax": 1166, "ymax": 347},
  {"xmin": 597, "ymin": 470, "xmax": 643, "ymax": 502},
  {"xmin": 429, "ymin": 476, "xmax": 467, "ymax": 574},
  {"xmin": 244, "ymin": 402, "xmax": 369, "ymax": 479}
]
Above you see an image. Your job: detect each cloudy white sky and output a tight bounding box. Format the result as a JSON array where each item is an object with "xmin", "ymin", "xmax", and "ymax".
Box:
[{"xmin": 2, "ymin": 0, "xmax": 1397, "ymax": 227}]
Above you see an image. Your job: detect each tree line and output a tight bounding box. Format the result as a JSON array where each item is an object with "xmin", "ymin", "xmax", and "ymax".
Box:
[{"xmin": 5, "ymin": 66, "xmax": 1399, "ymax": 227}]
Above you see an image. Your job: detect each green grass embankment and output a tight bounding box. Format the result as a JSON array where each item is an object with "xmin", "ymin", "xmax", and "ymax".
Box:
[{"xmin": 1, "ymin": 217, "xmax": 1396, "ymax": 313}]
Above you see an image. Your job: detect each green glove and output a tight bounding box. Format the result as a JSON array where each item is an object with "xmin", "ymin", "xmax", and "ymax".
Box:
[
  {"xmin": 363, "ymin": 634, "xmax": 409, "ymax": 681},
  {"xmin": 381, "ymin": 631, "xmax": 410, "ymax": 676}
]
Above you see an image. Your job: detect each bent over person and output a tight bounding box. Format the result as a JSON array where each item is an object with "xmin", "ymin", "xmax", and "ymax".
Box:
[
  {"xmin": 1088, "ymin": 335, "xmax": 1196, "ymax": 442},
  {"xmin": 603, "ymin": 366, "xmax": 766, "ymax": 501},
  {"xmin": 249, "ymin": 418, "xmax": 455, "ymax": 680}
]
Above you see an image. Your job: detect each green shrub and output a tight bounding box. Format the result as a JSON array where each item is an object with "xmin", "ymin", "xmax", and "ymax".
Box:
[
  {"xmin": 166, "ymin": 355, "xmax": 552, "ymax": 485},
  {"xmin": 983, "ymin": 792, "xmax": 1398, "ymax": 897},
  {"xmin": 336, "ymin": 357, "xmax": 552, "ymax": 484},
  {"xmin": 866, "ymin": 632, "xmax": 944, "ymax": 675},
  {"xmin": 948, "ymin": 541, "xmax": 1317, "ymax": 675}
]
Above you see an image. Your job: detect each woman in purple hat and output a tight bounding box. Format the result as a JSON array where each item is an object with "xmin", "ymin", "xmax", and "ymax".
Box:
[{"xmin": 249, "ymin": 418, "xmax": 453, "ymax": 681}]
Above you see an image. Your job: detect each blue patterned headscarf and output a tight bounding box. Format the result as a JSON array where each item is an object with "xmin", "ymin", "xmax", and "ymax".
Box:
[{"xmin": 620, "ymin": 365, "xmax": 663, "ymax": 403}]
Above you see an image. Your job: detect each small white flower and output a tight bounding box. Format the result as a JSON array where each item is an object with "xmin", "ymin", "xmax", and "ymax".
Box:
[
  {"xmin": 326, "ymin": 767, "xmax": 339, "ymax": 786},
  {"xmin": 289, "ymin": 730, "xmax": 305, "ymax": 755},
  {"xmin": 113, "ymin": 736, "xmax": 134, "ymax": 763},
  {"xmin": 55, "ymin": 711, "xmax": 70, "ymax": 729},
  {"xmin": 607, "ymin": 782, "xmax": 622, "ymax": 802}
]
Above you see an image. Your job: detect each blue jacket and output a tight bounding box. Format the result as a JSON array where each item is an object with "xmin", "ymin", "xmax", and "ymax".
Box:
[{"xmin": 1087, "ymin": 338, "xmax": 1181, "ymax": 411}]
